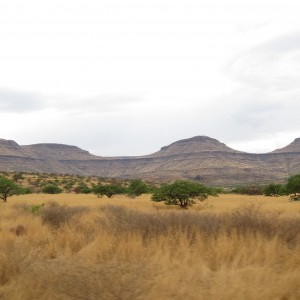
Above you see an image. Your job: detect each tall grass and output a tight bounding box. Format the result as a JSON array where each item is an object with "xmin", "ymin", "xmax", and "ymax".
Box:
[{"xmin": 0, "ymin": 197, "xmax": 299, "ymax": 299}]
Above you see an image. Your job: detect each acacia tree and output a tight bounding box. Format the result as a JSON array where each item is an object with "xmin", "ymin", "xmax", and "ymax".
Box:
[
  {"xmin": 127, "ymin": 179, "xmax": 149, "ymax": 196},
  {"xmin": 286, "ymin": 174, "xmax": 300, "ymax": 201},
  {"xmin": 263, "ymin": 183, "xmax": 286, "ymax": 197},
  {"xmin": 92, "ymin": 184, "xmax": 126, "ymax": 198},
  {"xmin": 152, "ymin": 180, "xmax": 215, "ymax": 209},
  {"xmin": 0, "ymin": 176, "xmax": 19, "ymax": 202}
]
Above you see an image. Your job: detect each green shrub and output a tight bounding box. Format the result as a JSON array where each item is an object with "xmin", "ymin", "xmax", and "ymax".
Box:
[
  {"xmin": 42, "ymin": 185, "xmax": 63, "ymax": 194},
  {"xmin": 127, "ymin": 179, "xmax": 149, "ymax": 196},
  {"xmin": 17, "ymin": 186, "xmax": 33, "ymax": 195},
  {"xmin": 232, "ymin": 185, "xmax": 264, "ymax": 195},
  {"xmin": 25, "ymin": 204, "xmax": 45, "ymax": 214},
  {"xmin": 73, "ymin": 183, "xmax": 91, "ymax": 194}
]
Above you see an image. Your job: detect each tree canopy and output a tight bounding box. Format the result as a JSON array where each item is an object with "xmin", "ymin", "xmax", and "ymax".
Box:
[
  {"xmin": 263, "ymin": 183, "xmax": 286, "ymax": 197},
  {"xmin": 152, "ymin": 180, "xmax": 215, "ymax": 208},
  {"xmin": 286, "ymin": 174, "xmax": 300, "ymax": 201},
  {"xmin": 127, "ymin": 179, "xmax": 149, "ymax": 196},
  {"xmin": 92, "ymin": 184, "xmax": 126, "ymax": 198},
  {"xmin": 0, "ymin": 176, "xmax": 19, "ymax": 202}
]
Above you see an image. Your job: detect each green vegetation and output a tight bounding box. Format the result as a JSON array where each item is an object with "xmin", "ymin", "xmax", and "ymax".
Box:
[
  {"xmin": 1, "ymin": 171, "xmax": 300, "ymax": 204},
  {"xmin": 263, "ymin": 183, "xmax": 286, "ymax": 197},
  {"xmin": 0, "ymin": 176, "xmax": 19, "ymax": 202},
  {"xmin": 92, "ymin": 184, "xmax": 126, "ymax": 198},
  {"xmin": 231, "ymin": 185, "xmax": 264, "ymax": 195},
  {"xmin": 42, "ymin": 185, "xmax": 63, "ymax": 194},
  {"xmin": 25, "ymin": 204, "xmax": 45, "ymax": 214},
  {"xmin": 17, "ymin": 186, "xmax": 33, "ymax": 195},
  {"xmin": 152, "ymin": 180, "xmax": 216, "ymax": 208},
  {"xmin": 73, "ymin": 182, "xmax": 91, "ymax": 194},
  {"xmin": 127, "ymin": 179, "xmax": 150, "ymax": 196},
  {"xmin": 286, "ymin": 174, "xmax": 300, "ymax": 201}
]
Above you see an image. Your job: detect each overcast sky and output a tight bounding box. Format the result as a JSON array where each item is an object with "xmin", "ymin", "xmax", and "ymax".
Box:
[{"xmin": 0, "ymin": 0, "xmax": 300, "ymax": 156}]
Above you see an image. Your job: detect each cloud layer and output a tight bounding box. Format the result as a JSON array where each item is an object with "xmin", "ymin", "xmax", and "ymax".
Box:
[
  {"xmin": 0, "ymin": 89, "xmax": 44, "ymax": 112},
  {"xmin": 0, "ymin": 1, "xmax": 300, "ymax": 155}
]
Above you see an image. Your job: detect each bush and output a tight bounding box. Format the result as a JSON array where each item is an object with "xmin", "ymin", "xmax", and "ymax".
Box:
[
  {"xmin": 42, "ymin": 185, "xmax": 63, "ymax": 194},
  {"xmin": 73, "ymin": 183, "xmax": 91, "ymax": 194},
  {"xmin": 12, "ymin": 172, "xmax": 24, "ymax": 182},
  {"xmin": 40, "ymin": 202, "xmax": 88, "ymax": 228},
  {"xmin": 127, "ymin": 179, "xmax": 149, "ymax": 196},
  {"xmin": 16, "ymin": 186, "xmax": 33, "ymax": 195},
  {"xmin": 289, "ymin": 194, "xmax": 300, "ymax": 201},
  {"xmin": 263, "ymin": 183, "xmax": 287, "ymax": 197},
  {"xmin": 232, "ymin": 185, "xmax": 264, "ymax": 195}
]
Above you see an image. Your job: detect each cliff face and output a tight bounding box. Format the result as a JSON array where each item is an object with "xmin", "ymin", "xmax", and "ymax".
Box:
[{"xmin": 0, "ymin": 136, "xmax": 299, "ymax": 185}]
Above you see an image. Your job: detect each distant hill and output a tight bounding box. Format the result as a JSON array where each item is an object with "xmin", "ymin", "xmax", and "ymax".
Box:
[
  {"xmin": 272, "ymin": 138, "xmax": 300, "ymax": 153},
  {"xmin": 0, "ymin": 136, "xmax": 300, "ymax": 185}
]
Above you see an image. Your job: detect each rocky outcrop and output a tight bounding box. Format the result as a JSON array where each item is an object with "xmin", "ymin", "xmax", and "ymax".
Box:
[{"xmin": 0, "ymin": 136, "xmax": 299, "ymax": 185}]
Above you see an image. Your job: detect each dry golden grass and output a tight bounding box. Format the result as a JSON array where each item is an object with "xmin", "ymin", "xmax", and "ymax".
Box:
[{"xmin": 0, "ymin": 194, "xmax": 300, "ymax": 299}]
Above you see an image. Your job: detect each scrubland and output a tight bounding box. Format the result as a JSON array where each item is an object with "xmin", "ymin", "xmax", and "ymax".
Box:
[{"xmin": 0, "ymin": 194, "xmax": 300, "ymax": 300}]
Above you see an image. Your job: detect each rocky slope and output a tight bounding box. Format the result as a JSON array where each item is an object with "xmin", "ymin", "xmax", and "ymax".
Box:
[{"xmin": 0, "ymin": 136, "xmax": 299, "ymax": 185}]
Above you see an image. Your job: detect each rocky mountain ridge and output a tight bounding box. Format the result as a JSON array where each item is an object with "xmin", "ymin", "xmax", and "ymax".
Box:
[{"xmin": 0, "ymin": 136, "xmax": 299, "ymax": 185}]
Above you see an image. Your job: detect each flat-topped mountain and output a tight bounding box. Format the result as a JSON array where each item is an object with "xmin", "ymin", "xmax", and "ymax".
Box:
[
  {"xmin": 0, "ymin": 136, "xmax": 299, "ymax": 185},
  {"xmin": 152, "ymin": 136, "xmax": 242, "ymax": 157},
  {"xmin": 23, "ymin": 143, "xmax": 98, "ymax": 160}
]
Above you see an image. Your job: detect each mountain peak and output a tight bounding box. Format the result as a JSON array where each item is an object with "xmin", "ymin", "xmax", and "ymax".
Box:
[
  {"xmin": 23, "ymin": 143, "xmax": 96, "ymax": 160},
  {"xmin": 153, "ymin": 136, "xmax": 240, "ymax": 156},
  {"xmin": 0, "ymin": 138, "xmax": 25, "ymax": 157},
  {"xmin": 0, "ymin": 138, "xmax": 20, "ymax": 147},
  {"xmin": 272, "ymin": 138, "xmax": 300, "ymax": 153}
]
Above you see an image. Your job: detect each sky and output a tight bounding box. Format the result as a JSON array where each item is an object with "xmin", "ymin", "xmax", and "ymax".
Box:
[{"xmin": 0, "ymin": 0, "xmax": 300, "ymax": 156}]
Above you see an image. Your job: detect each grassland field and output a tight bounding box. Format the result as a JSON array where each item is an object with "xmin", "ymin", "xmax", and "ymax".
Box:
[{"xmin": 0, "ymin": 193, "xmax": 300, "ymax": 299}]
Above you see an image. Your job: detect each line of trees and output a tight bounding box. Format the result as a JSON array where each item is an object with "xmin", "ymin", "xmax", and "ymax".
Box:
[
  {"xmin": 0, "ymin": 175, "xmax": 217, "ymax": 208},
  {"xmin": 0, "ymin": 176, "xmax": 154, "ymax": 202},
  {"xmin": 232, "ymin": 174, "xmax": 300, "ymax": 200},
  {"xmin": 1, "ymin": 174, "xmax": 300, "ymax": 207}
]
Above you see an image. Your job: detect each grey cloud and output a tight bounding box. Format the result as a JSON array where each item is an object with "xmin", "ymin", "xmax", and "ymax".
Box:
[
  {"xmin": 84, "ymin": 94, "xmax": 144, "ymax": 111},
  {"xmin": 49, "ymin": 94, "xmax": 145, "ymax": 116},
  {"xmin": 226, "ymin": 31, "xmax": 300, "ymax": 90},
  {"xmin": 213, "ymin": 87, "xmax": 300, "ymax": 144},
  {"xmin": 0, "ymin": 88, "xmax": 144, "ymax": 116},
  {"xmin": 217, "ymin": 31, "xmax": 300, "ymax": 145},
  {"xmin": 0, "ymin": 88, "xmax": 45, "ymax": 112}
]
